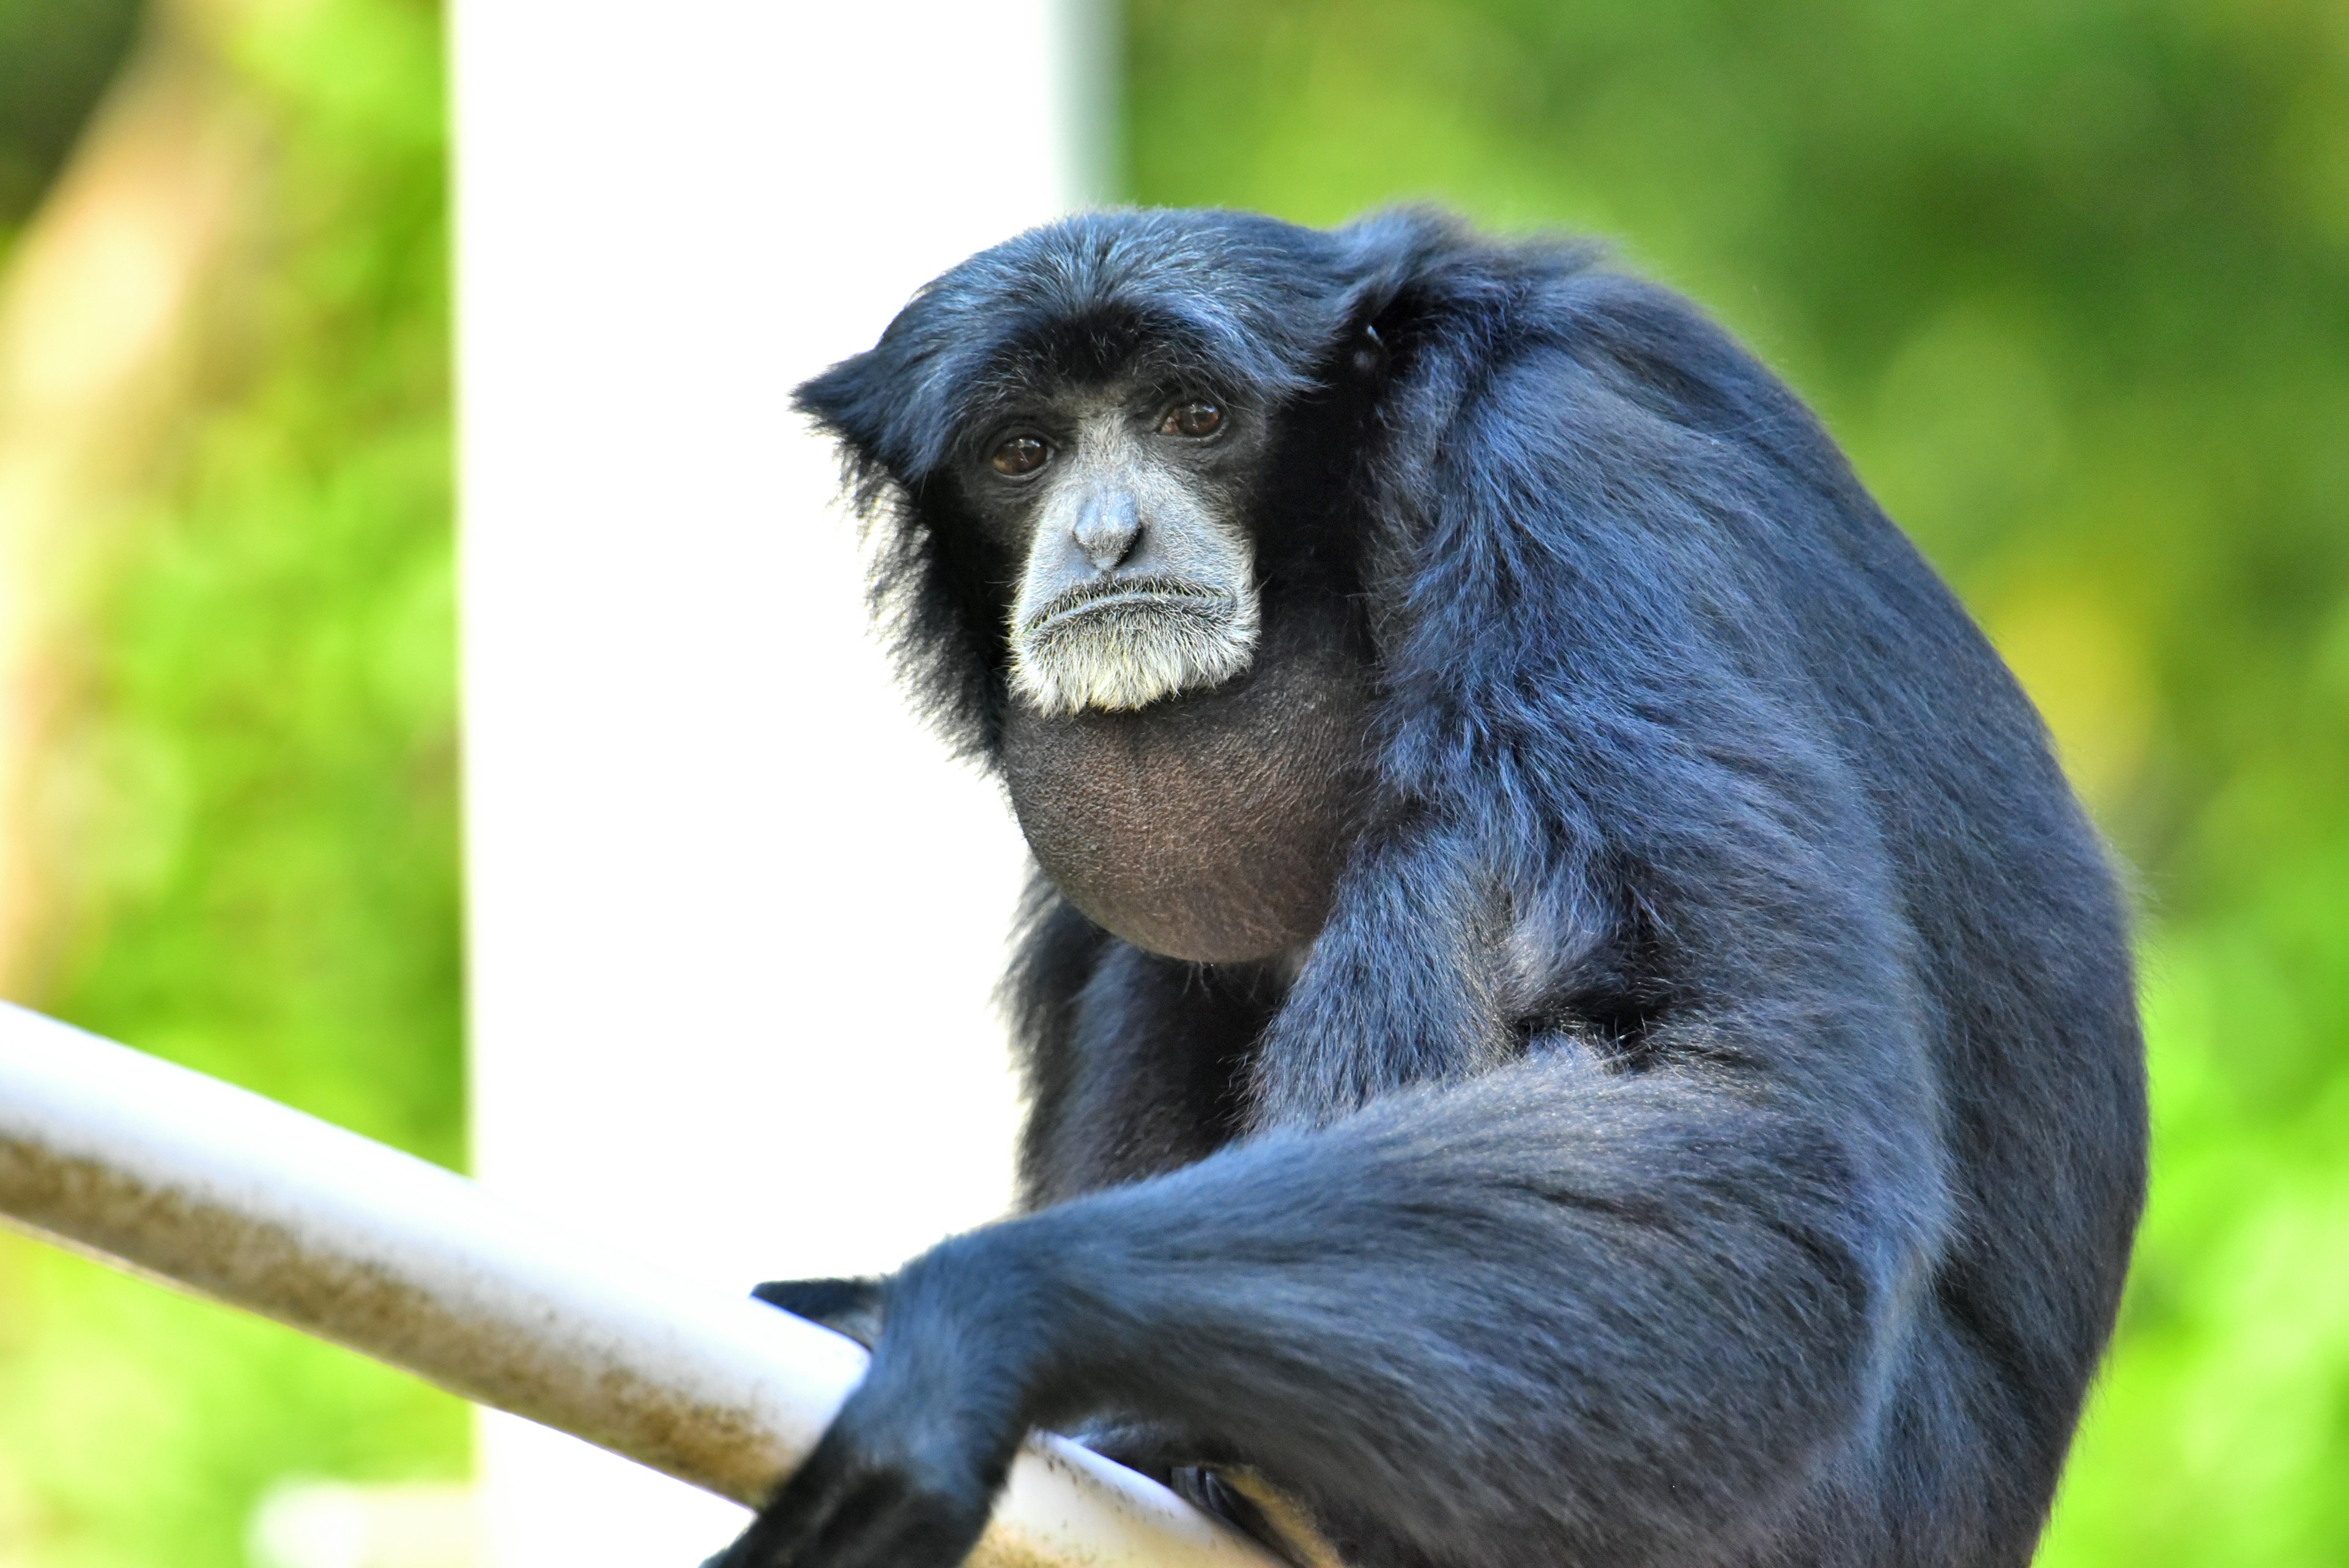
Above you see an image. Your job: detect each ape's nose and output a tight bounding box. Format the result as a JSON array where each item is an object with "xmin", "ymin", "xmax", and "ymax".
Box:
[{"xmin": 1072, "ymin": 490, "xmax": 1142, "ymax": 573}]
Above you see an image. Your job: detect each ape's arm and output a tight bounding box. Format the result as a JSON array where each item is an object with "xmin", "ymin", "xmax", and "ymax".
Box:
[{"xmin": 722, "ymin": 1021, "xmax": 1924, "ymax": 1568}]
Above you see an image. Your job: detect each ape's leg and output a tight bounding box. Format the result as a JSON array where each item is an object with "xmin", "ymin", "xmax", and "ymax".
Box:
[{"xmin": 1011, "ymin": 913, "xmax": 1287, "ymax": 1207}]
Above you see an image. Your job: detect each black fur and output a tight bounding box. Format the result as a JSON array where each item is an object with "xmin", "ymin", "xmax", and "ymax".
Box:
[{"xmin": 721, "ymin": 209, "xmax": 2147, "ymax": 1568}]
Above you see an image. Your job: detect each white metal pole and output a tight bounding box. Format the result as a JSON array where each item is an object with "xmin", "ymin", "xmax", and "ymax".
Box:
[{"xmin": 0, "ymin": 1002, "xmax": 1278, "ymax": 1568}]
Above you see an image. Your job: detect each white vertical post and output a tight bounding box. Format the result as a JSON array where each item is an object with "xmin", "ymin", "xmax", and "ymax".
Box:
[{"xmin": 450, "ymin": 6, "xmax": 1111, "ymax": 1563}]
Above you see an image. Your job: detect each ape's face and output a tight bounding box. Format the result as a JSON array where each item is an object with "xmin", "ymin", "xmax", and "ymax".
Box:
[{"xmin": 956, "ymin": 381, "xmax": 1269, "ymax": 716}]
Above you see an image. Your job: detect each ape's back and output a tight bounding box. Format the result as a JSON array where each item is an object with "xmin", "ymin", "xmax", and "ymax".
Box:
[
  {"xmin": 1535, "ymin": 264, "xmax": 2147, "ymax": 1557},
  {"xmin": 1803, "ymin": 461, "xmax": 2146, "ymax": 1556}
]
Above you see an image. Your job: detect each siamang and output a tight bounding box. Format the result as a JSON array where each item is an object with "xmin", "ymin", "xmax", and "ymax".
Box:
[{"xmin": 713, "ymin": 209, "xmax": 2147, "ymax": 1568}]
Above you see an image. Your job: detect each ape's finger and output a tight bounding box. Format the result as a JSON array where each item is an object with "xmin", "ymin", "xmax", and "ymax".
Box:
[
  {"xmin": 749, "ymin": 1277, "xmax": 888, "ymax": 1349},
  {"xmin": 707, "ymin": 1506, "xmax": 814, "ymax": 1568},
  {"xmin": 751, "ymin": 1276, "xmax": 880, "ymax": 1320},
  {"xmin": 720, "ymin": 1448, "xmax": 863, "ymax": 1568},
  {"xmin": 806, "ymin": 1479, "xmax": 989, "ymax": 1568},
  {"xmin": 788, "ymin": 1476, "xmax": 900, "ymax": 1568}
]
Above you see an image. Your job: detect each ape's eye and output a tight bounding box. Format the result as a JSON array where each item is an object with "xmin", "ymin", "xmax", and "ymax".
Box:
[
  {"xmin": 991, "ymin": 436, "xmax": 1050, "ymax": 477},
  {"xmin": 1162, "ymin": 401, "xmax": 1223, "ymax": 438}
]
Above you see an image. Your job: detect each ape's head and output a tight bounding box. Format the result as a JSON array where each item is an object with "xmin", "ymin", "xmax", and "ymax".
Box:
[
  {"xmin": 793, "ymin": 210, "xmax": 1450, "ymax": 960},
  {"xmin": 793, "ymin": 211, "xmax": 1434, "ymax": 721}
]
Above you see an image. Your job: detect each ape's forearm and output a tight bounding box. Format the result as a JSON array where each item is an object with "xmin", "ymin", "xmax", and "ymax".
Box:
[{"xmin": 897, "ymin": 1063, "xmax": 1895, "ymax": 1564}]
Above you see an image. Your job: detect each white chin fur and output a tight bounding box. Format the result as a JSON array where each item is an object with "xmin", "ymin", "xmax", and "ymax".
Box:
[{"xmin": 1010, "ymin": 601, "xmax": 1260, "ymax": 716}]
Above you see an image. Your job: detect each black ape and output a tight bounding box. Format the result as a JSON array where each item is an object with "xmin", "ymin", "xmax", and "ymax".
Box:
[{"xmin": 718, "ymin": 210, "xmax": 2147, "ymax": 1568}]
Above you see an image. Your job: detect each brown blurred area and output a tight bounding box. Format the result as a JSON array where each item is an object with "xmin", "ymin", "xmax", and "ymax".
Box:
[{"xmin": 1, "ymin": 0, "xmax": 258, "ymax": 995}]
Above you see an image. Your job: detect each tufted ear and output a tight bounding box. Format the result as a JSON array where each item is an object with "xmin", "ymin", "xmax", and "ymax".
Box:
[
  {"xmin": 796, "ymin": 338, "xmax": 950, "ymax": 499},
  {"xmin": 792, "ymin": 346, "xmax": 887, "ymax": 463},
  {"xmin": 793, "ymin": 348, "xmax": 894, "ymax": 510},
  {"xmin": 1326, "ymin": 208, "xmax": 1451, "ymax": 330}
]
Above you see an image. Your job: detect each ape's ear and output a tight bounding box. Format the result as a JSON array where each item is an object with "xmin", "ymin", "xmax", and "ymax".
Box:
[
  {"xmin": 1329, "ymin": 211, "xmax": 1438, "ymax": 330},
  {"xmin": 1326, "ymin": 207, "xmax": 1605, "ymax": 362},
  {"xmin": 795, "ymin": 345, "xmax": 913, "ymax": 495},
  {"xmin": 1326, "ymin": 207, "xmax": 1469, "ymax": 344},
  {"xmin": 793, "ymin": 313, "xmax": 972, "ymax": 495}
]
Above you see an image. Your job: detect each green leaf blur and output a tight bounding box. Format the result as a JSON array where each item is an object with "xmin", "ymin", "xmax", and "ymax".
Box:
[
  {"xmin": 0, "ymin": 0, "xmax": 467, "ymax": 1563},
  {"xmin": 1127, "ymin": 0, "xmax": 2349, "ymax": 1561}
]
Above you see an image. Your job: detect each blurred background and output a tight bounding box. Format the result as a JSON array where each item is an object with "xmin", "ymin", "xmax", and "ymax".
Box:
[{"xmin": 0, "ymin": 0, "xmax": 2343, "ymax": 1564}]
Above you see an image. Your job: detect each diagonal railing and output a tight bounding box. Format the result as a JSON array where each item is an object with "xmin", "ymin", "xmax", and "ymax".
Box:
[{"xmin": 0, "ymin": 1001, "xmax": 1278, "ymax": 1568}]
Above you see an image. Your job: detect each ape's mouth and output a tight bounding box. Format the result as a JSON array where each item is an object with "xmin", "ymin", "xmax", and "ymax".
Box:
[
  {"xmin": 1023, "ymin": 576, "xmax": 1237, "ymax": 638},
  {"xmin": 1010, "ymin": 576, "xmax": 1260, "ymax": 716}
]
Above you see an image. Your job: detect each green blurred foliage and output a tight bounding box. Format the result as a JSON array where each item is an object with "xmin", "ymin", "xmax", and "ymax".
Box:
[
  {"xmin": 1128, "ymin": 0, "xmax": 2349, "ymax": 1561},
  {"xmin": 0, "ymin": 1, "xmax": 466, "ymax": 1564},
  {"xmin": 42, "ymin": 0, "xmax": 461, "ymax": 1162}
]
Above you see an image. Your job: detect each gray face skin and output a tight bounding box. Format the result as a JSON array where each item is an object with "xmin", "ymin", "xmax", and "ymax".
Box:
[{"xmin": 964, "ymin": 387, "xmax": 1264, "ymax": 716}]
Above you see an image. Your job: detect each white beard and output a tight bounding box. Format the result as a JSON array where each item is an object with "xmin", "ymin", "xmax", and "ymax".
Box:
[{"xmin": 1009, "ymin": 593, "xmax": 1260, "ymax": 716}]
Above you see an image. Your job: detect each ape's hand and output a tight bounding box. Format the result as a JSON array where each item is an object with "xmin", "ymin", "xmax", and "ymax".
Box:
[
  {"xmin": 710, "ymin": 1249, "xmax": 1039, "ymax": 1568},
  {"xmin": 703, "ymin": 1373, "xmax": 1006, "ymax": 1568}
]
